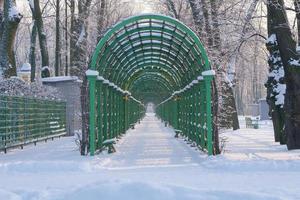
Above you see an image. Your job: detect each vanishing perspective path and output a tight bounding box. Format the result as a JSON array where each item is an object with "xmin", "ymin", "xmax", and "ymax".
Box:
[{"xmin": 98, "ymin": 113, "xmax": 203, "ymax": 169}]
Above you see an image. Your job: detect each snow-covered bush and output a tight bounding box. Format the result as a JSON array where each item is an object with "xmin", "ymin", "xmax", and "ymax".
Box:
[{"xmin": 0, "ymin": 77, "xmax": 64, "ymax": 100}]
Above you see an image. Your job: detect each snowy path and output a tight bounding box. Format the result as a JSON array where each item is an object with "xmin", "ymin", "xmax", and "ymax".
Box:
[
  {"xmin": 1, "ymin": 114, "xmax": 300, "ymax": 200},
  {"xmin": 96, "ymin": 113, "xmax": 203, "ymax": 170}
]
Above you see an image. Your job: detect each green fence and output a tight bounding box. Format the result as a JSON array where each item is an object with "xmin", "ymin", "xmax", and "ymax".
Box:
[
  {"xmin": 156, "ymin": 74, "xmax": 214, "ymax": 155},
  {"xmin": 0, "ymin": 95, "xmax": 67, "ymax": 152},
  {"xmin": 87, "ymin": 74, "xmax": 146, "ymax": 156}
]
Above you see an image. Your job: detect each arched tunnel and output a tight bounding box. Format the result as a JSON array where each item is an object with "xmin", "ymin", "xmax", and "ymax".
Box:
[{"xmin": 86, "ymin": 14, "xmax": 215, "ymax": 156}]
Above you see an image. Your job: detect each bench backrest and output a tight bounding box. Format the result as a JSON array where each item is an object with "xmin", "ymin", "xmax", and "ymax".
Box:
[{"xmin": 245, "ymin": 117, "xmax": 252, "ymax": 124}]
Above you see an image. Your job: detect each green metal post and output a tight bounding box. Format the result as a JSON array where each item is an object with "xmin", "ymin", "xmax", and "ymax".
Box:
[
  {"xmin": 124, "ymin": 95, "xmax": 129, "ymax": 130},
  {"xmin": 194, "ymin": 84, "xmax": 200, "ymax": 146},
  {"xmin": 86, "ymin": 70, "xmax": 98, "ymax": 156},
  {"xmin": 117, "ymin": 93, "xmax": 120, "ymax": 137},
  {"xmin": 121, "ymin": 95, "xmax": 125, "ymax": 133},
  {"xmin": 200, "ymin": 83, "xmax": 206, "ymax": 149},
  {"xmin": 204, "ymin": 76, "xmax": 213, "ymax": 155},
  {"xmin": 173, "ymin": 98, "xmax": 178, "ymax": 129},
  {"xmin": 111, "ymin": 88, "xmax": 115, "ymax": 138},
  {"xmin": 108, "ymin": 88, "xmax": 112, "ymax": 139},
  {"xmin": 103, "ymin": 82, "xmax": 108, "ymax": 141},
  {"xmin": 96, "ymin": 80, "xmax": 103, "ymax": 149}
]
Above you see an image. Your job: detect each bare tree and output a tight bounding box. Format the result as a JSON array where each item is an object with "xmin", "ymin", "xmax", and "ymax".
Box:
[
  {"xmin": 188, "ymin": 0, "xmax": 204, "ymax": 37},
  {"xmin": 69, "ymin": 0, "xmax": 92, "ymax": 77},
  {"xmin": 55, "ymin": 0, "xmax": 61, "ymax": 76},
  {"xmin": 267, "ymin": 0, "xmax": 300, "ymax": 149},
  {"xmin": 204, "ymin": 0, "xmax": 214, "ymax": 46},
  {"xmin": 0, "ymin": 0, "xmax": 22, "ymax": 78},
  {"xmin": 97, "ymin": 0, "xmax": 106, "ymax": 41},
  {"xmin": 164, "ymin": 0, "xmax": 180, "ymax": 19},
  {"xmin": 295, "ymin": 0, "xmax": 300, "ymax": 47},
  {"xmin": 69, "ymin": 0, "xmax": 93, "ymax": 155},
  {"xmin": 30, "ymin": 0, "xmax": 49, "ymax": 70},
  {"xmin": 29, "ymin": 21, "xmax": 37, "ymax": 82},
  {"xmin": 64, "ymin": 0, "xmax": 69, "ymax": 76}
]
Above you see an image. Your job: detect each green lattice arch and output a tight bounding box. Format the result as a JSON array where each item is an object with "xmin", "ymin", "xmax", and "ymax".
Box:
[{"xmin": 86, "ymin": 14, "xmax": 215, "ymax": 156}]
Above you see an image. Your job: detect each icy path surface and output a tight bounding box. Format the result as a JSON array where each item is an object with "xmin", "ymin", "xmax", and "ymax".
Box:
[
  {"xmin": 97, "ymin": 113, "xmax": 202, "ymax": 170},
  {"xmin": 1, "ymin": 113, "xmax": 300, "ymax": 200}
]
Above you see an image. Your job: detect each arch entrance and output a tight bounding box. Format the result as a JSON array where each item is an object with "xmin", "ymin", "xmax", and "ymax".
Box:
[{"xmin": 86, "ymin": 14, "xmax": 215, "ymax": 155}]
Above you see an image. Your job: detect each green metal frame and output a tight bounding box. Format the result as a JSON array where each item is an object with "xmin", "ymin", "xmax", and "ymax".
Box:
[
  {"xmin": 87, "ymin": 14, "xmax": 215, "ymax": 156},
  {"xmin": 0, "ymin": 95, "xmax": 67, "ymax": 152}
]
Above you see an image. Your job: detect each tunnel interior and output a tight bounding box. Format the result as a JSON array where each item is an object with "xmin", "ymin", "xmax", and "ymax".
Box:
[{"xmin": 87, "ymin": 14, "xmax": 215, "ymax": 155}]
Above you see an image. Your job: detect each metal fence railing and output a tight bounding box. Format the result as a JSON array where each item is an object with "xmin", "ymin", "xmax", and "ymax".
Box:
[{"xmin": 0, "ymin": 95, "xmax": 67, "ymax": 153}]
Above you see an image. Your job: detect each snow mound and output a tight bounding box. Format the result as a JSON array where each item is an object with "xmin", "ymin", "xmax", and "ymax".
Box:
[
  {"xmin": 0, "ymin": 189, "xmax": 21, "ymax": 200},
  {"xmin": 0, "ymin": 181, "xmax": 283, "ymax": 200},
  {"xmin": 52, "ymin": 181, "xmax": 282, "ymax": 200}
]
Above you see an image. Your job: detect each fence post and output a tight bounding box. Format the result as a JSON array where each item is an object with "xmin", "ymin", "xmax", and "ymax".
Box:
[
  {"xmin": 86, "ymin": 69, "xmax": 99, "ymax": 156},
  {"xmin": 96, "ymin": 77, "xmax": 104, "ymax": 149},
  {"xmin": 203, "ymin": 70, "xmax": 215, "ymax": 155}
]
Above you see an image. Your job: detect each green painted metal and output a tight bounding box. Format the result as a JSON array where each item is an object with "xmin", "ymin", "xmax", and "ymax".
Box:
[
  {"xmin": 0, "ymin": 95, "xmax": 66, "ymax": 152},
  {"xmin": 96, "ymin": 80, "xmax": 103, "ymax": 149},
  {"xmin": 87, "ymin": 14, "xmax": 215, "ymax": 156},
  {"xmin": 87, "ymin": 74, "xmax": 97, "ymax": 156}
]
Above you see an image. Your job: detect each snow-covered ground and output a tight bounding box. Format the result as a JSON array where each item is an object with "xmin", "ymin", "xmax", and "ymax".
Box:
[{"xmin": 1, "ymin": 113, "xmax": 300, "ymax": 200}]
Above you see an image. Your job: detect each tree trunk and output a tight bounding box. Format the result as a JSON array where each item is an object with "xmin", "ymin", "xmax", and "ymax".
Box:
[
  {"xmin": 33, "ymin": 0, "xmax": 49, "ymax": 69},
  {"xmin": 268, "ymin": 0, "xmax": 300, "ymax": 149},
  {"xmin": 55, "ymin": 0, "xmax": 60, "ymax": 76},
  {"xmin": 69, "ymin": 0, "xmax": 75, "ymax": 72},
  {"xmin": 210, "ymin": 0, "xmax": 221, "ymax": 48},
  {"xmin": 265, "ymin": 3, "xmax": 286, "ymax": 144},
  {"xmin": 208, "ymin": 0, "xmax": 221, "ymax": 151},
  {"xmin": 295, "ymin": 0, "xmax": 300, "ymax": 47},
  {"xmin": 165, "ymin": 0, "xmax": 179, "ymax": 20},
  {"xmin": 65, "ymin": 0, "xmax": 68, "ymax": 76},
  {"xmin": 212, "ymin": 79, "xmax": 220, "ymax": 154},
  {"xmin": 228, "ymin": 86, "xmax": 240, "ymax": 130},
  {"xmin": 0, "ymin": 0, "xmax": 22, "ymax": 78},
  {"xmin": 69, "ymin": 0, "xmax": 93, "ymax": 155},
  {"xmin": 210, "ymin": 0, "xmax": 239, "ymax": 131},
  {"xmin": 97, "ymin": 0, "xmax": 106, "ymax": 42},
  {"xmin": 30, "ymin": 21, "xmax": 37, "ymax": 82},
  {"xmin": 80, "ymin": 75, "xmax": 89, "ymax": 155},
  {"xmin": 70, "ymin": 0, "xmax": 93, "ymax": 77},
  {"xmin": 200, "ymin": 0, "xmax": 213, "ymax": 47},
  {"xmin": 188, "ymin": 0, "xmax": 204, "ymax": 38}
]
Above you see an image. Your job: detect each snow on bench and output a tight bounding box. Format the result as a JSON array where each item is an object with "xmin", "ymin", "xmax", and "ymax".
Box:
[
  {"xmin": 245, "ymin": 117, "xmax": 259, "ymax": 129},
  {"xmin": 174, "ymin": 129, "xmax": 182, "ymax": 138},
  {"xmin": 102, "ymin": 138, "xmax": 116, "ymax": 153},
  {"xmin": 102, "ymin": 138, "xmax": 116, "ymax": 145},
  {"xmin": 130, "ymin": 123, "xmax": 135, "ymax": 129}
]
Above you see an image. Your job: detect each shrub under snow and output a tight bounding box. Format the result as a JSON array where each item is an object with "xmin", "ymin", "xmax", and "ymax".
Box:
[{"xmin": 0, "ymin": 77, "xmax": 64, "ymax": 100}]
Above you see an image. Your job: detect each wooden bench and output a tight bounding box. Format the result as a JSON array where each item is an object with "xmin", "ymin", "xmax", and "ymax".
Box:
[
  {"xmin": 102, "ymin": 138, "xmax": 116, "ymax": 153},
  {"xmin": 130, "ymin": 123, "xmax": 135, "ymax": 129},
  {"xmin": 174, "ymin": 129, "xmax": 182, "ymax": 138},
  {"xmin": 245, "ymin": 117, "xmax": 259, "ymax": 129}
]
